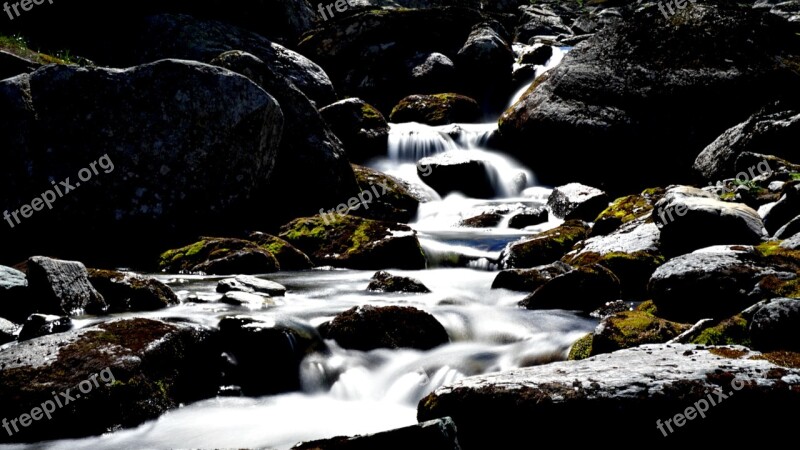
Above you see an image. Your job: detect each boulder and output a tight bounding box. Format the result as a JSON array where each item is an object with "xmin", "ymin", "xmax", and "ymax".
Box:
[
  {"xmin": 455, "ymin": 22, "xmax": 515, "ymax": 111},
  {"xmin": 210, "ymin": 50, "xmax": 360, "ymax": 225},
  {"xmin": 292, "ymin": 417, "xmax": 461, "ymax": 450},
  {"xmin": 218, "ymin": 315, "xmax": 326, "ymax": 396},
  {"xmin": 749, "ymin": 297, "xmax": 800, "ymax": 352},
  {"xmin": 320, "ymin": 98, "xmax": 389, "ymax": 164},
  {"xmin": 416, "ymin": 152, "xmax": 500, "ymax": 199},
  {"xmin": 518, "ymin": 264, "xmax": 621, "ymax": 312},
  {"xmin": 158, "ymin": 238, "xmax": 280, "ymax": 275},
  {"xmin": 216, "ymin": 275, "xmax": 287, "ymax": 296},
  {"xmin": 491, "ymin": 261, "xmax": 572, "ymax": 292},
  {"xmin": 498, "ymin": 2, "xmax": 798, "ymax": 191},
  {"xmin": 589, "ymin": 311, "xmax": 690, "ymax": 357},
  {"xmin": 390, "ymin": 94, "xmax": 481, "ymax": 126},
  {"xmin": 654, "ymin": 186, "xmax": 766, "ymax": 256},
  {"xmin": 350, "ymin": 165, "xmax": 427, "ymax": 224},
  {"xmin": 279, "ymin": 215, "xmax": 427, "ymax": 270},
  {"xmin": 87, "ymin": 269, "xmax": 178, "ymax": 313},
  {"xmin": 0, "ymin": 59, "xmax": 283, "ymax": 266},
  {"xmin": 367, "ymin": 271, "xmax": 431, "ymax": 293},
  {"xmin": 418, "ymin": 344, "xmax": 800, "ymax": 447},
  {"xmin": 247, "ymin": 232, "xmax": 315, "ymax": 270},
  {"xmin": 0, "ymin": 318, "xmax": 219, "ymax": 443},
  {"xmin": 546, "ymin": 183, "xmax": 609, "ymax": 221},
  {"xmin": 17, "ymin": 314, "xmax": 72, "ymax": 342},
  {"xmin": 515, "ymin": 5, "xmax": 573, "ymax": 43},
  {"xmin": 500, "ymin": 220, "xmax": 588, "ymax": 268},
  {"xmin": 693, "ymin": 103, "xmax": 800, "ymax": 181},
  {"xmin": 507, "ymin": 208, "xmax": 548, "ymax": 229},
  {"xmin": 591, "ymin": 191, "xmax": 659, "ymax": 236},
  {"xmin": 319, "ymin": 305, "xmax": 449, "ymax": 351},
  {"xmin": 26, "ymin": 256, "xmax": 106, "ymax": 317},
  {"xmin": 518, "ymin": 44, "xmax": 553, "ymax": 66}
]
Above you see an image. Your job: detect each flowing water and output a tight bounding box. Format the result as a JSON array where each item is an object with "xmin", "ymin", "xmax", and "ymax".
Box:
[{"xmin": 1, "ymin": 46, "xmax": 589, "ymax": 450}]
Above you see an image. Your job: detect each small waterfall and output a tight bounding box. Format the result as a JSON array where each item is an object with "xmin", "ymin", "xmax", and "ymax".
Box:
[{"xmin": 387, "ymin": 122, "xmax": 460, "ymax": 162}]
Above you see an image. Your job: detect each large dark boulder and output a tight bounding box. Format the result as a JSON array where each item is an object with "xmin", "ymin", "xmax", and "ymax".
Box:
[
  {"xmin": 319, "ymin": 305, "xmax": 449, "ymax": 351},
  {"xmin": 0, "ymin": 318, "xmax": 219, "ymax": 443},
  {"xmin": 26, "ymin": 256, "xmax": 106, "ymax": 317},
  {"xmin": 419, "ymin": 344, "xmax": 800, "ymax": 448},
  {"xmin": 320, "ymin": 98, "xmax": 390, "ymax": 164},
  {"xmin": 87, "ymin": 269, "xmax": 179, "ymax": 313},
  {"xmin": 498, "ymin": 2, "xmax": 798, "ymax": 192},
  {"xmin": 390, "ymin": 94, "xmax": 481, "ymax": 126},
  {"xmin": 0, "ymin": 59, "xmax": 283, "ymax": 266},
  {"xmin": 749, "ymin": 297, "xmax": 800, "ymax": 352}
]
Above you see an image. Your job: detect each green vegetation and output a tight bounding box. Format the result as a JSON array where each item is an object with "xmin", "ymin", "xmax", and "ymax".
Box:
[{"xmin": 0, "ymin": 34, "xmax": 78, "ymax": 65}]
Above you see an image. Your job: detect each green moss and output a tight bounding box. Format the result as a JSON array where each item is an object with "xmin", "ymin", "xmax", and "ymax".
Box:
[
  {"xmin": 635, "ymin": 300, "xmax": 658, "ymax": 315},
  {"xmin": 690, "ymin": 315, "xmax": 750, "ymax": 346},
  {"xmin": 592, "ymin": 311, "xmax": 690, "ymax": 355},
  {"xmin": 506, "ymin": 221, "xmax": 588, "ymax": 268},
  {"xmin": 641, "ymin": 187, "xmax": 665, "ymax": 198},
  {"xmin": 595, "ymin": 195, "xmax": 652, "ymax": 224},
  {"xmin": 0, "ymin": 34, "xmax": 76, "ymax": 65},
  {"xmin": 568, "ymin": 333, "xmax": 593, "ymax": 360},
  {"xmin": 360, "ymin": 102, "xmax": 384, "ymax": 121},
  {"xmin": 720, "ymin": 192, "xmax": 736, "ymax": 201}
]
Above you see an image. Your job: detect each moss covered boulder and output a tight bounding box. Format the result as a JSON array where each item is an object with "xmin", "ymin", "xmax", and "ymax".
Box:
[
  {"xmin": 158, "ymin": 237, "xmax": 280, "ymax": 275},
  {"xmin": 687, "ymin": 315, "xmax": 750, "ymax": 347},
  {"xmin": 279, "ymin": 215, "xmax": 426, "ymax": 270},
  {"xmin": 500, "ymin": 220, "xmax": 588, "ymax": 269},
  {"xmin": 590, "ymin": 311, "xmax": 690, "ymax": 356},
  {"xmin": 320, "ymin": 98, "xmax": 389, "ymax": 164},
  {"xmin": 350, "ymin": 165, "xmax": 430, "ymax": 224},
  {"xmin": 567, "ymin": 333, "xmax": 593, "ymax": 361},
  {"xmin": 247, "ymin": 232, "xmax": 314, "ymax": 270},
  {"xmin": 592, "ymin": 192, "xmax": 656, "ymax": 236},
  {"xmin": 319, "ymin": 305, "xmax": 449, "ymax": 351},
  {"xmin": 0, "ymin": 318, "xmax": 219, "ymax": 443},
  {"xmin": 88, "ymin": 269, "xmax": 179, "ymax": 313},
  {"xmin": 390, "ymin": 93, "xmax": 481, "ymax": 125}
]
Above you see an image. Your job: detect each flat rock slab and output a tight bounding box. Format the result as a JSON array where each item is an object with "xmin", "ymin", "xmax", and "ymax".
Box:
[{"xmin": 419, "ymin": 344, "xmax": 800, "ymax": 447}]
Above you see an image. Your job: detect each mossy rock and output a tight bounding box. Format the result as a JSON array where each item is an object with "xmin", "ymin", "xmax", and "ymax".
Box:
[
  {"xmin": 278, "ymin": 214, "xmax": 426, "ymax": 270},
  {"xmin": 592, "ymin": 194, "xmax": 653, "ymax": 236},
  {"xmin": 389, "ymin": 93, "xmax": 481, "ymax": 125},
  {"xmin": 87, "ymin": 269, "xmax": 179, "ymax": 313},
  {"xmin": 591, "ymin": 311, "xmax": 690, "ymax": 356},
  {"xmin": 565, "ymin": 250, "xmax": 665, "ymax": 300},
  {"xmin": 501, "ymin": 220, "xmax": 589, "ymax": 268},
  {"xmin": 158, "ymin": 237, "xmax": 279, "ymax": 275},
  {"xmin": 635, "ymin": 300, "xmax": 658, "ymax": 315},
  {"xmin": 247, "ymin": 232, "xmax": 314, "ymax": 270},
  {"xmin": 755, "ymin": 241, "xmax": 800, "ymax": 273},
  {"xmin": 349, "ymin": 165, "xmax": 428, "ymax": 224},
  {"xmin": 568, "ymin": 333, "xmax": 594, "ymax": 361},
  {"xmin": 689, "ymin": 315, "xmax": 751, "ymax": 347}
]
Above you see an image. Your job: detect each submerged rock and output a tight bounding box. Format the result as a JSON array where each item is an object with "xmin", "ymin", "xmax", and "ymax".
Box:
[
  {"xmin": 419, "ymin": 344, "xmax": 800, "ymax": 447},
  {"xmin": 319, "ymin": 305, "xmax": 449, "ymax": 351},
  {"xmin": 367, "ymin": 271, "xmax": 431, "ymax": 293}
]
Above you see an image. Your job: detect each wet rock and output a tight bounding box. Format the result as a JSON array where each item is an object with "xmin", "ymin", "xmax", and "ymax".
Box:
[
  {"xmin": 686, "ymin": 315, "xmax": 751, "ymax": 347},
  {"xmin": 350, "ymin": 165, "xmax": 427, "ymax": 224},
  {"xmin": 654, "ymin": 186, "xmax": 766, "ymax": 256},
  {"xmin": 211, "ymin": 50, "xmax": 359, "ymax": 225},
  {"xmin": 0, "ymin": 50, "xmax": 40, "ymax": 80},
  {"xmin": 750, "ymin": 298, "xmax": 800, "ymax": 352},
  {"xmin": 590, "ymin": 299, "xmax": 632, "ymax": 320},
  {"xmin": 499, "ymin": 3, "xmax": 797, "ymax": 191},
  {"xmin": 457, "ymin": 213, "xmax": 504, "ymax": 228},
  {"xmin": 17, "ymin": 314, "xmax": 73, "ymax": 341},
  {"xmin": 218, "ymin": 315, "xmax": 326, "ymax": 396},
  {"xmin": 159, "ymin": 238, "xmax": 280, "ymax": 275},
  {"xmin": 648, "ymin": 246, "xmax": 793, "ymax": 322},
  {"xmin": 292, "ymin": 417, "xmax": 461, "ymax": 450},
  {"xmin": 507, "ymin": 208, "xmax": 548, "ymax": 229},
  {"xmin": 456, "ymin": 22, "xmax": 515, "ymax": 111},
  {"xmin": 367, "ymin": 271, "xmax": 430, "ymax": 293},
  {"xmin": 216, "ymin": 275, "xmax": 287, "ymax": 297},
  {"xmin": 500, "ymin": 220, "xmax": 588, "ymax": 268},
  {"xmin": 515, "ymin": 5, "xmax": 573, "ymax": 43},
  {"xmin": 519, "ymin": 264, "xmax": 620, "ymax": 312},
  {"xmin": 320, "ymin": 98, "xmax": 389, "ymax": 164},
  {"xmin": 519, "ymin": 44, "xmax": 553, "ymax": 66},
  {"xmin": 26, "ymin": 256, "xmax": 106, "ymax": 317},
  {"xmin": 0, "ymin": 59, "xmax": 283, "ymax": 266},
  {"xmin": 319, "ymin": 305, "xmax": 448, "ymax": 351},
  {"xmin": 418, "ymin": 344, "xmax": 800, "ymax": 447},
  {"xmin": 693, "ymin": 103, "xmax": 800, "ymax": 181},
  {"xmin": 764, "ymin": 182, "xmax": 800, "ymax": 235},
  {"xmin": 219, "ymin": 292, "xmax": 275, "ymax": 308},
  {"xmin": 0, "ymin": 318, "xmax": 219, "ymax": 443},
  {"xmin": 0, "ymin": 317, "xmax": 18, "ymax": 345},
  {"xmin": 280, "ymin": 215, "xmax": 426, "ymax": 270},
  {"xmin": 416, "ymin": 152, "xmax": 500, "ymax": 199},
  {"xmin": 590, "ymin": 311, "xmax": 690, "ymax": 357},
  {"xmin": 87, "ymin": 269, "xmax": 178, "ymax": 313},
  {"xmin": 390, "ymin": 94, "xmax": 481, "ymax": 126},
  {"xmin": 780, "ymin": 232, "xmax": 800, "ymax": 250},
  {"xmin": 247, "ymin": 232, "xmax": 315, "ymax": 271},
  {"xmin": 546, "ymin": 183, "xmax": 609, "ymax": 221},
  {"xmin": 407, "ymin": 52, "xmax": 457, "ymax": 96},
  {"xmin": 491, "ymin": 261, "xmax": 572, "ymax": 292},
  {"xmin": 0, "ymin": 265, "xmax": 29, "ymax": 322}
]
